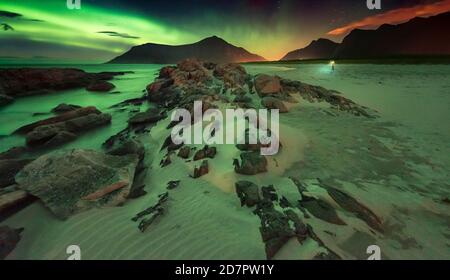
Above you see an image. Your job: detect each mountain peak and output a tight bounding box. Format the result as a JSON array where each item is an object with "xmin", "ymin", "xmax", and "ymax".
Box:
[
  {"xmin": 334, "ymin": 11, "xmax": 450, "ymax": 58},
  {"xmin": 281, "ymin": 38, "xmax": 338, "ymax": 61},
  {"xmin": 108, "ymin": 35, "xmax": 265, "ymax": 64},
  {"xmin": 200, "ymin": 35, "xmax": 228, "ymax": 44}
]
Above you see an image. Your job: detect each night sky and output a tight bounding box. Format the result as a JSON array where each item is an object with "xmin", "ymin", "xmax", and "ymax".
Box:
[{"xmin": 1, "ymin": 0, "xmax": 449, "ymax": 63}]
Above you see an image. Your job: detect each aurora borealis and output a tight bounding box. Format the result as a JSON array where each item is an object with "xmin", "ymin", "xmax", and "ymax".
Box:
[{"xmin": 1, "ymin": 0, "xmax": 450, "ymax": 63}]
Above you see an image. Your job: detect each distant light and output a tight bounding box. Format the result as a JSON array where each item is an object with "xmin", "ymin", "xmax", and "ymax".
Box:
[{"xmin": 330, "ymin": 60, "xmax": 336, "ymax": 72}]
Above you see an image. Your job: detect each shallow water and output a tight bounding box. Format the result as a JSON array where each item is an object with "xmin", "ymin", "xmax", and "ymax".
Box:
[{"xmin": 0, "ymin": 64, "xmax": 163, "ymax": 151}]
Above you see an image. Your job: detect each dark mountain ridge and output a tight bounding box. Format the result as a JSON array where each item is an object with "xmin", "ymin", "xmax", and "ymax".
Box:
[
  {"xmin": 108, "ymin": 36, "xmax": 266, "ymax": 64},
  {"xmin": 281, "ymin": 38, "xmax": 339, "ymax": 61},
  {"xmin": 281, "ymin": 12, "xmax": 450, "ymax": 61}
]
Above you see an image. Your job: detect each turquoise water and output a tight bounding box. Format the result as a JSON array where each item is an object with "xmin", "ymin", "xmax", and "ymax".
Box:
[{"xmin": 0, "ymin": 64, "xmax": 163, "ymax": 151}]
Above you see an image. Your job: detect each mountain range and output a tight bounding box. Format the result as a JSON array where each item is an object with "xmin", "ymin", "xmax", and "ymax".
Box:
[
  {"xmin": 108, "ymin": 12, "xmax": 450, "ymax": 63},
  {"xmin": 108, "ymin": 36, "xmax": 266, "ymax": 64},
  {"xmin": 281, "ymin": 38, "xmax": 339, "ymax": 61},
  {"xmin": 281, "ymin": 12, "xmax": 450, "ymax": 61}
]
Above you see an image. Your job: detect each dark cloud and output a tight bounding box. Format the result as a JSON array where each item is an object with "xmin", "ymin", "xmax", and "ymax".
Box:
[
  {"xmin": 25, "ymin": 18, "xmax": 45, "ymax": 22},
  {"xmin": 0, "ymin": 10, "xmax": 22, "ymax": 18},
  {"xmin": 1, "ymin": 23, "xmax": 14, "ymax": 31},
  {"xmin": 97, "ymin": 31, "xmax": 140, "ymax": 39},
  {"xmin": 0, "ymin": 9, "xmax": 44, "ymax": 23}
]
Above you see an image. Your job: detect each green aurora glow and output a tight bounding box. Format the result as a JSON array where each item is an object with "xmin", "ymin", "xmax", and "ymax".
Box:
[
  {"xmin": 0, "ymin": 0, "xmax": 319, "ymax": 63},
  {"xmin": 0, "ymin": 1, "xmax": 201, "ymax": 63},
  {"xmin": 2, "ymin": 0, "xmax": 446, "ymax": 63}
]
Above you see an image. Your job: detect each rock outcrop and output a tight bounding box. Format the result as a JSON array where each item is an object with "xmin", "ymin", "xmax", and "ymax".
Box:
[
  {"xmin": 0, "ymin": 68, "xmax": 128, "ymax": 106},
  {"xmin": 86, "ymin": 81, "xmax": 115, "ymax": 92},
  {"xmin": 16, "ymin": 106, "xmax": 102, "ymax": 134},
  {"xmin": 255, "ymin": 74, "xmax": 282, "ymax": 97},
  {"xmin": 235, "ymin": 181, "xmax": 261, "ymax": 207},
  {"xmin": 213, "ymin": 63, "xmax": 249, "ymax": 88},
  {"xmin": 15, "ymin": 149, "xmax": 139, "ymax": 219},
  {"xmin": 280, "ymin": 79, "xmax": 371, "ymax": 116},
  {"xmin": 234, "ymin": 179, "xmax": 341, "ymax": 260},
  {"xmin": 14, "ymin": 106, "xmax": 111, "ymax": 148}
]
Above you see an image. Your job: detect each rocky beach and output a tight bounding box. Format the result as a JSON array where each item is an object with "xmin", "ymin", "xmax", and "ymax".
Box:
[{"xmin": 0, "ymin": 60, "xmax": 449, "ymax": 260}]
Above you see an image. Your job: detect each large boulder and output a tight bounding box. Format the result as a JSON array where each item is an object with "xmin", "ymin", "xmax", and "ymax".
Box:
[
  {"xmin": 64, "ymin": 113, "xmax": 112, "ymax": 131},
  {"xmin": 234, "ymin": 151, "xmax": 268, "ymax": 175},
  {"xmin": 86, "ymin": 81, "xmax": 115, "ymax": 92},
  {"xmin": 281, "ymin": 78, "xmax": 371, "ymax": 117},
  {"xmin": 15, "ymin": 149, "xmax": 139, "ymax": 219},
  {"xmin": 0, "ymin": 68, "xmax": 89, "ymax": 97},
  {"xmin": 261, "ymin": 97, "xmax": 289, "ymax": 113},
  {"xmin": 0, "ymin": 159, "xmax": 34, "ymax": 189},
  {"xmin": 26, "ymin": 125, "xmax": 77, "ymax": 147},
  {"xmin": 0, "ymin": 226, "xmax": 23, "ymax": 259},
  {"xmin": 25, "ymin": 113, "xmax": 111, "ymax": 147},
  {"xmin": 0, "ymin": 68, "xmax": 126, "ymax": 98},
  {"xmin": 254, "ymin": 74, "xmax": 281, "ymax": 97},
  {"xmin": 15, "ymin": 106, "xmax": 102, "ymax": 134}
]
